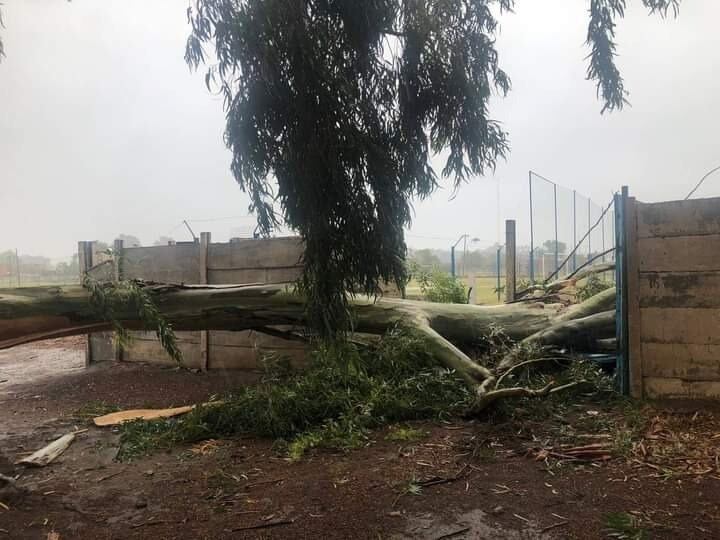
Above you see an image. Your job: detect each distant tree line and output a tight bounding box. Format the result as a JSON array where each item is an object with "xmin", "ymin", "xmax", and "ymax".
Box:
[
  {"xmin": 0, "ymin": 233, "xmax": 178, "ymax": 285},
  {"xmin": 410, "ymin": 239, "xmax": 598, "ymax": 278}
]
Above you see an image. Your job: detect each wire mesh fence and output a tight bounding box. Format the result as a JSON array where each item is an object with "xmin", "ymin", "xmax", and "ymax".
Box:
[
  {"xmin": 528, "ymin": 171, "xmax": 615, "ymax": 283},
  {"xmin": 405, "ymin": 171, "xmax": 617, "ymax": 306}
]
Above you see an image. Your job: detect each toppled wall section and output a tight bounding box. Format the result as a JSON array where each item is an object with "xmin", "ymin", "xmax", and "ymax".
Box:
[
  {"xmin": 85, "ymin": 236, "xmax": 306, "ymax": 370},
  {"xmin": 628, "ymin": 197, "xmax": 720, "ymax": 399}
]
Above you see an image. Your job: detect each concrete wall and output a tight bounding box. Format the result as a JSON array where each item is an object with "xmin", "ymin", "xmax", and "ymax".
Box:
[
  {"xmin": 628, "ymin": 197, "xmax": 720, "ymax": 399},
  {"xmin": 87, "ymin": 236, "xmax": 306, "ymax": 370}
]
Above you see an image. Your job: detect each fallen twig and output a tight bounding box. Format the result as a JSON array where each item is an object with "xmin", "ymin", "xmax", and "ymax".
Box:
[
  {"xmin": 245, "ymin": 477, "xmax": 286, "ymax": 489},
  {"xmin": 495, "ymin": 357, "xmax": 565, "ymax": 389},
  {"xmin": 96, "ymin": 470, "xmax": 124, "ymax": 482},
  {"xmin": 17, "ymin": 432, "xmax": 76, "ymax": 467},
  {"xmin": 130, "ymin": 519, "xmax": 170, "ymax": 529},
  {"xmin": 418, "ymin": 477, "xmax": 460, "ymax": 488},
  {"xmin": 0, "ymin": 474, "xmax": 20, "ymax": 488},
  {"xmin": 232, "ymin": 518, "xmax": 293, "ymax": 532},
  {"xmin": 540, "ymin": 521, "xmax": 569, "ymax": 533},
  {"xmin": 435, "ymin": 527, "xmax": 471, "ymax": 540}
]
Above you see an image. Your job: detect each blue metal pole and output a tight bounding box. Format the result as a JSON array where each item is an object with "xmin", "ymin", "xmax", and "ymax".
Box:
[
  {"xmin": 615, "ymin": 186, "xmax": 630, "ymax": 396},
  {"xmin": 450, "ymin": 246, "xmax": 456, "ymax": 278}
]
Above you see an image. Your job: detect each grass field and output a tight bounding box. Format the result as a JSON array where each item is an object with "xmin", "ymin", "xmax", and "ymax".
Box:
[
  {"xmin": 0, "ymin": 278, "xmax": 78, "ymax": 288},
  {"xmin": 467, "ymin": 275, "xmax": 504, "ymax": 305},
  {"xmin": 6, "ymin": 276, "xmax": 504, "ymax": 304},
  {"xmin": 405, "ymin": 275, "xmax": 504, "ymax": 305}
]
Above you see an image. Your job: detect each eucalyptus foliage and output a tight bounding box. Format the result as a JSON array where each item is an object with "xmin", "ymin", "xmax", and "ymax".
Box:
[
  {"xmin": 0, "ymin": 5, "xmax": 5, "ymax": 61},
  {"xmin": 185, "ymin": 0, "xmax": 681, "ymax": 335},
  {"xmin": 83, "ymin": 276, "xmax": 184, "ymax": 365},
  {"xmin": 0, "ymin": 2, "xmax": 681, "ymax": 334}
]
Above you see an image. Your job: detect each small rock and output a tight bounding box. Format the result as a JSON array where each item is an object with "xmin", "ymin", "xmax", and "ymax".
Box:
[
  {"xmin": 490, "ymin": 505, "xmax": 505, "ymax": 516},
  {"xmin": 144, "ymin": 470, "xmax": 154, "ymax": 476},
  {"xmin": 388, "ymin": 511, "xmax": 402, "ymax": 517},
  {"xmin": 134, "ymin": 499, "xmax": 147, "ymax": 509}
]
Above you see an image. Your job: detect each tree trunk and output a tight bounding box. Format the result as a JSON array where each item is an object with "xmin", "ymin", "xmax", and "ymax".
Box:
[
  {"xmin": 0, "ymin": 283, "xmax": 572, "ymax": 348},
  {"xmin": 0, "ymin": 282, "xmax": 615, "ymax": 411}
]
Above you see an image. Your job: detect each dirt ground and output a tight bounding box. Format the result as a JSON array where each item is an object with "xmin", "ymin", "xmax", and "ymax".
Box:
[{"xmin": 1, "ymin": 338, "xmax": 720, "ymax": 539}]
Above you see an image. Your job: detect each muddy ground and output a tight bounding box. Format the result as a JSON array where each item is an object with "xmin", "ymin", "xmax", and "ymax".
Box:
[{"xmin": 1, "ymin": 337, "xmax": 719, "ymax": 539}]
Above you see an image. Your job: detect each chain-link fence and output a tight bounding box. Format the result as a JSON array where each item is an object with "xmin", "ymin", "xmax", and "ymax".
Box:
[
  {"xmin": 406, "ymin": 233, "xmax": 506, "ymax": 305},
  {"xmin": 528, "ymin": 171, "xmax": 615, "ymax": 283}
]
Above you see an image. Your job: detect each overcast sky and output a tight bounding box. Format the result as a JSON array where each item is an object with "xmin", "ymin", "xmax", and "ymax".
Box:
[{"xmin": 1, "ymin": 1, "xmax": 719, "ymax": 259}]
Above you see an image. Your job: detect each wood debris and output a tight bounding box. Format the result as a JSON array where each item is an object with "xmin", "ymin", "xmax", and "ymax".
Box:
[
  {"xmin": 629, "ymin": 412, "xmax": 720, "ymax": 477},
  {"xmin": 527, "ymin": 442, "xmax": 613, "ymax": 463},
  {"xmin": 93, "ymin": 405, "xmax": 194, "ymax": 426},
  {"xmin": 231, "ymin": 518, "xmax": 293, "ymax": 532},
  {"xmin": 190, "ymin": 439, "xmax": 222, "ymax": 456},
  {"xmin": 17, "ymin": 432, "xmax": 77, "ymax": 467}
]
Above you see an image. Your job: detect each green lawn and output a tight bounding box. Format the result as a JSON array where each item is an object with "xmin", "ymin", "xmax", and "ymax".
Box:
[
  {"xmin": 468, "ymin": 275, "xmax": 504, "ymax": 305},
  {"xmin": 405, "ymin": 275, "xmax": 504, "ymax": 305},
  {"xmin": 0, "ymin": 278, "xmax": 78, "ymax": 288}
]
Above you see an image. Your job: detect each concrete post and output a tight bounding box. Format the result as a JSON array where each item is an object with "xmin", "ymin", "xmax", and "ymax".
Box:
[
  {"xmin": 505, "ymin": 220, "xmax": 516, "ymax": 303},
  {"xmin": 78, "ymin": 241, "xmax": 95, "ymax": 366},
  {"xmin": 199, "ymin": 232, "xmax": 211, "ymax": 370},
  {"xmin": 113, "ymin": 239, "xmax": 124, "ymax": 362}
]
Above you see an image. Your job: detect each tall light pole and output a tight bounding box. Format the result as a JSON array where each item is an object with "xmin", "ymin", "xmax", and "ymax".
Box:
[
  {"xmin": 450, "ymin": 234, "xmax": 468, "ymax": 278},
  {"xmin": 450, "ymin": 235, "xmax": 480, "ymax": 278}
]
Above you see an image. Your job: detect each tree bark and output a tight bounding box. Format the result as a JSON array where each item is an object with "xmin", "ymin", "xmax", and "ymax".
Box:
[
  {"xmin": 0, "ymin": 282, "xmax": 615, "ymax": 411},
  {"xmin": 0, "ymin": 283, "xmax": 571, "ymax": 349}
]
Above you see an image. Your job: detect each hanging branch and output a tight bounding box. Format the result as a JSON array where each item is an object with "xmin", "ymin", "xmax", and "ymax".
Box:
[{"xmin": 83, "ymin": 277, "xmax": 184, "ymax": 366}]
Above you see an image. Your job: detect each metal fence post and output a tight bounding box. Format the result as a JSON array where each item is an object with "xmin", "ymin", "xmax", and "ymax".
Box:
[
  {"xmin": 450, "ymin": 246, "xmax": 456, "ymax": 278},
  {"xmin": 496, "ymin": 246, "xmax": 502, "ymax": 302},
  {"xmin": 528, "ymin": 171, "xmax": 534, "ymax": 283},
  {"xmin": 601, "ymin": 212, "xmax": 606, "ymax": 262},
  {"xmin": 15, "ymin": 248, "xmax": 20, "ymax": 287},
  {"xmin": 615, "ymin": 187, "xmax": 630, "ymax": 395},
  {"xmin": 572, "ymin": 190, "xmax": 577, "ymax": 272},
  {"xmin": 553, "ymin": 183, "xmax": 559, "ymax": 275},
  {"xmin": 588, "ymin": 199, "xmax": 592, "ymax": 258}
]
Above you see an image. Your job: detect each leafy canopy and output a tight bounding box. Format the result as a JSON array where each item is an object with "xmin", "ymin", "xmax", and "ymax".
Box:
[
  {"xmin": 185, "ymin": 0, "xmax": 680, "ymax": 335},
  {"xmin": 186, "ymin": 0, "xmax": 512, "ymax": 334},
  {"xmin": 0, "ymin": 2, "xmax": 679, "ymax": 334}
]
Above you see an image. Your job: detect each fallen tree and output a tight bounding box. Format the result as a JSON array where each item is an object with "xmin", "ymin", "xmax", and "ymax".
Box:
[{"xmin": 0, "ymin": 272, "xmax": 616, "ymax": 412}]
